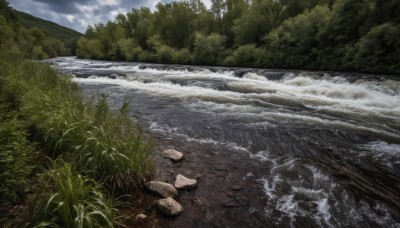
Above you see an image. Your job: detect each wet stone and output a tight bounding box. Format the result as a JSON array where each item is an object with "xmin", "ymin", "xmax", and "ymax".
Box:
[
  {"xmin": 135, "ymin": 213, "xmax": 147, "ymax": 220},
  {"xmin": 155, "ymin": 197, "xmax": 183, "ymax": 216},
  {"xmin": 145, "ymin": 181, "xmax": 178, "ymax": 198},
  {"xmin": 174, "ymin": 174, "xmax": 197, "ymax": 190},
  {"xmin": 161, "ymin": 149, "xmax": 183, "ymax": 162},
  {"xmin": 231, "ymin": 185, "xmax": 244, "ymax": 191}
]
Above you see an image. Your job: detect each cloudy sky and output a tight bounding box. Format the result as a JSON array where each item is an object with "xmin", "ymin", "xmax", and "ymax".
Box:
[{"xmin": 8, "ymin": 0, "xmax": 211, "ymax": 33}]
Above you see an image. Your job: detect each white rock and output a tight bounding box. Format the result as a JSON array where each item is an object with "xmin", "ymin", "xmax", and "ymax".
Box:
[
  {"xmin": 174, "ymin": 174, "xmax": 197, "ymax": 190},
  {"xmin": 160, "ymin": 149, "xmax": 183, "ymax": 162},
  {"xmin": 145, "ymin": 181, "xmax": 178, "ymax": 198},
  {"xmin": 155, "ymin": 197, "xmax": 183, "ymax": 216},
  {"xmin": 135, "ymin": 213, "xmax": 147, "ymax": 220}
]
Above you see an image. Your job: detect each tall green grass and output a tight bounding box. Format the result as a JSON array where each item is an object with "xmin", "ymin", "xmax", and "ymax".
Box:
[
  {"xmin": 29, "ymin": 161, "xmax": 117, "ymax": 228},
  {"xmin": 0, "ymin": 59, "xmax": 154, "ymax": 191},
  {"xmin": 0, "ymin": 64, "xmax": 36, "ymax": 203}
]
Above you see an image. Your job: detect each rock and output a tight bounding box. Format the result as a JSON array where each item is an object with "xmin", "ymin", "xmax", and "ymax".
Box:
[
  {"xmin": 231, "ymin": 185, "xmax": 244, "ymax": 191},
  {"xmin": 174, "ymin": 174, "xmax": 197, "ymax": 190},
  {"xmin": 155, "ymin": 197, "xmax": 183, "ymax": 216},
  {"xmin": 161, "ymin": 149, "xmax": 183, "ymax": 162},
  {"xmin": 145, "ymin": 181, "xmax": 178, "ymax": 198},
  {"xmin": 135, "ymin": 213, "xmax": 147, "ymax": 220}
]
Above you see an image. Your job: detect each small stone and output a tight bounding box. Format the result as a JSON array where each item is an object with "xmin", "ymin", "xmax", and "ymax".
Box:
[
  {"xmin": 161, "ymin": 149, "xmax": 183, "ymax": 162},
  {"xmin": 155, "ymin": 197, "xmax": 183, "ymax": 216},
  {"xmin": 135, "ymin": 214, "xmax": 147, "ymax": 220},
  {"xmin": 174, "ymin": 174, "xmax": 197, "ymax": 190},
  {"xmin": 231, "ymin": 185, "xmax": 244, "ymax": 191},
  {"xmin": 145, "ymin": 181, "xmax": 178, "ymax": 198}
]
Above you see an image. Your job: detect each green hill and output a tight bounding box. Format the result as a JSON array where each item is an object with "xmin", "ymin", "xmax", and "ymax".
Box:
[{"xmin": 17, "ymin": 11, "xmax": 82, "ymax": 42}]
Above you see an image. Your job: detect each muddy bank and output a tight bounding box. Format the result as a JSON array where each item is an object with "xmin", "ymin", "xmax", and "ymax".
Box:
[{"xmin": 148, "ymin": 133, "xmax": 269, "ymax": 227}]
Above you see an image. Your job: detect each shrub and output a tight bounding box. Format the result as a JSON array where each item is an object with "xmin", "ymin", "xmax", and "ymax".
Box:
[
  {"xmin": 29, "ymin": 162, "xmax": 117, "ymax": 228},
  {"xmin": 0, "ymin": 118, "xmax": 35, "ymax": 203},
  {"xmin": 138, "ymin": 50, "xmax": 157, "ymax": 63},
  {"xmin": 156, "ymin": 45, "xmax": 175, "ymax": 63},
  {"xmin": 76, "ymin": 37, "xmax": 105, "ymax": 59},
  {"xmin": 223, "ymin": 44, "xmax": 264, "ymax": 67},
  {"xmin": 193, "ymin": 32, "xmax": 227, "ymax": 65},
  {"xmin": 172, "ymin": 48, "xmax": 192, "ymax": 64},
  {"xmin": 117, "ymin": 38, "xmax": 142, "ymax": 61}
]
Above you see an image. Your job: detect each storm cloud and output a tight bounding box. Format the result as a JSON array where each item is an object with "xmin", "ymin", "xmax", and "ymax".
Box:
[{"xmin": 7, "ymin": 0, "xmax": 175, "ymax": 32}]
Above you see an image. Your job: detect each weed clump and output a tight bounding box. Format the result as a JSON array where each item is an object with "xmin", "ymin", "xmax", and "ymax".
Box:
[{"xmin": 29, "ymin": 162, "xmax": 117, "ymax": 228}]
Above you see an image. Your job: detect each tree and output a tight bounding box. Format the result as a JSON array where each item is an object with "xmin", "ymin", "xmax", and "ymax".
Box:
[
  {"xmin": 211, "ymin": 0, "xmax": 227, "ymax": 34},
  {"xmin": 233, "ymin": 0, "xmax": 286, "ymax": 46},
  {"xmin": 154, "ymin": 2, "xmax": 193, "ymax": 49},
  {"xmin": 352, "ymin": 23, "xmax": 400, "ymax": 74},
  {"xmin": 126, "ymin": 7, "xmax": 154, "ymax": 49},
  {"xmin": 222, "ymin": 0, "xmax": 249, "ymax": 46},
  {"xmin": 264, "ymin": 5, "xmax": 331, "ymax": 68}
]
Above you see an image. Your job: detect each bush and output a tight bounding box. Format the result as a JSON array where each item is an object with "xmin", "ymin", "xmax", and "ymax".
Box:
[
  {"xmin": 76, "ymin": 37, "xmax": 105, "ymax": 59},
  {"xmin": 172, "ymin": 48, "xmax": 192, "ymax": 64},
  {"xmin": 156, "ymin": 45, "xmax": 175, "ymax": 63},
  {"xmin": 29, "ymin": 162, "xmax": 117, "ymax": 228},
  {"xmin": 31, "ymin": 46, "xmax": 49, "ymax": 60},
  {"xmin": 193, "ymin": 32, "xmax": 227, "ymax": 65},
  {"xmin": 138, "ymin": 50, "xmax": 157, "ymax": 63},
  {"xmin": 223, "ymin": 44, "xmax": 263, "ymax": 67},
  {"xmin": 117, "ymin": 38, "xmax": 142, "ymax": 61}
]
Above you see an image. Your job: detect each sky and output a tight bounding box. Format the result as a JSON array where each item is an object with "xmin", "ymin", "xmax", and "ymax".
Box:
[{"xmin": 8, "ymin": 0, "xmax": 211, "ymax": 33}]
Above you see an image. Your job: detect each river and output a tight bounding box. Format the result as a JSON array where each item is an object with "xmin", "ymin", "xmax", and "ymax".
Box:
[{"xmin": 48, "ymin": 57, "xmax": 400, "ymax": 227}]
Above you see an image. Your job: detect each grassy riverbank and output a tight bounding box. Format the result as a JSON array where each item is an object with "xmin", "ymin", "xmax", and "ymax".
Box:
[{"xmin": 0, "ymin": 58, "xmax": 154, "ymax": 227}]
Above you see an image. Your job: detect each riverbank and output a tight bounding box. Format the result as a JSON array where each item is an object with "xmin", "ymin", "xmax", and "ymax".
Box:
[{"xmin": 0, "ymin": 59, "xmax": 154, "ymax": 227}]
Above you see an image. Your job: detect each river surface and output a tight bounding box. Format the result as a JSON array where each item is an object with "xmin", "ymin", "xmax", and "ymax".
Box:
[{"xmin": 48, "ymin": 57, "xmax": 400, "ymax": 227}]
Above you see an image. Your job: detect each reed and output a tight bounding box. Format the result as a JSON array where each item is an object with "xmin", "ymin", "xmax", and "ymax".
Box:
[
  {"xmin": 28, "ymin": 161, "xmax": 117, "ymax": 228},
  {"xmin": 1, "ymin": 59, "xmax": 154, "ymax": 191}
]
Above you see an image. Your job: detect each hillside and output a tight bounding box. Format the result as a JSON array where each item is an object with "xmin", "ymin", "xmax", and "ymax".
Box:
[{"xmin": 17, "ymin": 10, "xmax": 82, "ymax": 42}]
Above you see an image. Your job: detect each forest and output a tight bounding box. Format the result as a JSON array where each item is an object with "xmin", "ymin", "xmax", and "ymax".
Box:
[
  {"xmin": 77, "ymin": 0, "xmax": 400, "ymax": 74},
  {"xmin": 0, "ymin": 0, "xmax": 74, "ymax": 59}
]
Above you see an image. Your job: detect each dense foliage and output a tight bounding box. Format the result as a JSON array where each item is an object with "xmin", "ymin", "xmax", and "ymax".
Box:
[
  {"xmin": 77, "ymin": 0, "xmax": 400, "ymax": 74},
  {"xmin": 0, "ymin": 0, "xmax": 75, "ymax": 59}
]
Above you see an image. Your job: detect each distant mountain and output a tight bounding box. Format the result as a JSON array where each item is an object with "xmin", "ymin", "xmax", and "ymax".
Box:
[{"xmin": 17, "ymin": 11, "xmax": 82, "ymax": 42}]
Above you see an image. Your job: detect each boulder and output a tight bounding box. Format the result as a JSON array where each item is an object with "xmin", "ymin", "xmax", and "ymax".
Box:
[
  {"xmin": 160, "ymin": 149, "xmax": 183, "ymax": 162},
  {"xmin": 155, "ymin": 197, "xmax": 183, "ymax": 216},
  {"xmin": 145, "ymin": 181, "xmax": 178, "ymax": 198},
  {"xmin": 174, "ymin": 174, "xmax": 197, "ymax": 190}
]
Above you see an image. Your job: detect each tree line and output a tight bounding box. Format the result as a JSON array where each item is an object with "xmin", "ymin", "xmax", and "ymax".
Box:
[
  {"xmin": 77, "ymin": 0, "xmax": 400, "ymax": 74},
  {"xmin": 0, "ymin": 0, "xmax": 71, "ymax": 59}
]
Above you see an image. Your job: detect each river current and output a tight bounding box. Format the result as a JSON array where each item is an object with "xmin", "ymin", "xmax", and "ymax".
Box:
[{"xmin": 48, "ymin": 57, "xmax": 400, "ymax": 227}]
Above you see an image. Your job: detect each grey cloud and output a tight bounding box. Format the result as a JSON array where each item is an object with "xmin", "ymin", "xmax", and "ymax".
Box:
[
  {"xmin": 32, "ymin": 0, "xmax": 92, "ymax": 14},
  {"xmin": 8, "ymin": 0, "xmax": 183, "ymax": 32}
]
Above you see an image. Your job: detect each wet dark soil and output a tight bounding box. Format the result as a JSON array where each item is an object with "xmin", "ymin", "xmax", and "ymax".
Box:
[{"xmin": 139, "ymin": 133, "xmax": 277, "ymax": 228}]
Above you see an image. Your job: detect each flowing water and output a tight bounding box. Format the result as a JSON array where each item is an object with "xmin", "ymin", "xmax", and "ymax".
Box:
[{"xmin": 48, "ymin": 57, "xmax": 400, "ymax": 227}]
